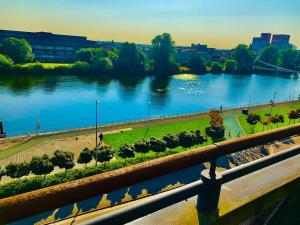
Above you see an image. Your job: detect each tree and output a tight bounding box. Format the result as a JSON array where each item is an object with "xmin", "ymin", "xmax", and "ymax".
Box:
[
  {"xmin": 0, "ymin": 53, "xmax": 13, "ymax": 69},
  {"xmin": 288, "ymin": 110, "xmax": 298, "ymax": 124},
  {"xmin": 134, "ymin": 141, "xmax": 150, "ymax": 159},
  {"xmin": 96, "ymin": 146, "xmax": 114, "ymax": 167},
  {"xmin": 74, "ymin": 48, "xmax": 95, "ymax": 64},
  {"xmin": 194, "ymin": 130, "xmax": 205, "ymax": 146},
  {"xmin": 259, "ymin": 46, "xmax": 279, "ymax": 66},
  {"xmin": 77, "ymin": 148, "xmax": 93, "ymax": 167},
  {"xmin": 187, "ymin": 53, "xmax": 206, "ymax": 74},
  {"xmin": 30, "ymin": 154, "xmax": 54, "ymax": 178},
  {"xmin": 151, "ymin": 33, "xmax": 179, "ymax": 75},
  {"xmin": 278, "ymin": 49, "xmax": 299, "ymax": 71},
  {"xmin": 1, "ymin": 37, "xmax": 34, "ymax": 63},
  {"xmin": 115, "ymin": 42, "xmax": 147, "ymax": 75},
  {"xmin": 149, "ymin": 138, "xmax": 167, "ymax": 157},
  {"xmin": 270, "ymin": 114, "xmax": 284, "ymax": 128},
  {"xmin": 210, "ymin": 62, "xmax": 223, "ymax": 74},
  {"xmin": 260, "ymin": 118, "xmax": 270, "ymax": 131},
  {"xmin": 5, "ymin": 162, "xmax": 30, "ymax": 179},
  {"xmin": 246, "ymin": 113, "xmax": 261, "ymax": 133},
  {"xmin": 91, "ymin": 57, "xmax": 113, "ymax": 74},
  {"xmin": 205, "ymin": 110, "xmax": 225, "ymax": 138},
  {"xmin": 118, "ymin": 144, "xmax": 135, "ymax": 164},
  {"xmin": 232, "ymin": 44, "xmax": 254, "ymax": 74},
  {"xmin": 177, "ymin": 131, "xmax": 195, "ymax": 150},
  {"xmin": 162, "ymin": 134, "xmax": 179, "ymax": 153},
  {"xmin": 224, "ymin": 59, "xmax": 237, "ymax": 73},
  {"xmin": 0, "ymin": 166, "xmax": 5, "ymax": 182},
  {"xmin": 51, "ymin": 150, "xmax": 75, "ymax": 172}
]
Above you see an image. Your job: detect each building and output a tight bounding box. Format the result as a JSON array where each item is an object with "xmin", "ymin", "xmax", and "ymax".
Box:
[
  {"xmin": 251, "ymin": 33, "xmax": 271, "ymax": 54},
  {"xmin": 251, "ymin": 33, "xmax": 292, "ymax": 54},
  {"xmin": 271, "ymin": 34, "xmax": 291, "ymax": 49},
  {"xmin": 0, "ymin": 29, "xmax": 98, "ymax": 62}
]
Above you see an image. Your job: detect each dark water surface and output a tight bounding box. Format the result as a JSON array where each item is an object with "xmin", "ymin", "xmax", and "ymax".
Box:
[{"xmin": 0, "ymin": 73, "xmax": 299, "ymax": 136}]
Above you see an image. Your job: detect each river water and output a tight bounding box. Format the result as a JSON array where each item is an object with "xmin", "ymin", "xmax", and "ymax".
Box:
[{"xmin": 0, "ymin": 73, "xmax": 299, "ymax": 136}]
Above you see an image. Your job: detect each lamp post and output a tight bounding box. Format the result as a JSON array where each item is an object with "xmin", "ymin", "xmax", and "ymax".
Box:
[
  {"xmin": 146, "ymin": 101, "xmax": 151, "ymax": 130},
  {"xmin": 270, "ymin": 91, "xmax": 278, "ymax": 115},
  {"xmin": 96, "ymin": 100, "xmax": 99, "ymax": 149}
]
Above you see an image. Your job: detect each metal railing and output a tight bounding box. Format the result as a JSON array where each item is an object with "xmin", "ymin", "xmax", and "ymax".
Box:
[{"xmin": 80, "ymin": 145, "xmax": 300, "ymax": 225}]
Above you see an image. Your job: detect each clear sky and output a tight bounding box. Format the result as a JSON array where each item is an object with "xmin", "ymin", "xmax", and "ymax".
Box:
[{"xmin": 1, "ymin": 0, "xmax": 300, "ymax": 49}]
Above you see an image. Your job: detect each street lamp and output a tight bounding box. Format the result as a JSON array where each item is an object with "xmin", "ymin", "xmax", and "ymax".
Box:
[
  {"xmin": 95, "ymin": 100, "xmax": 99, "ymax": 149},
  {"xmin": 270, "ymin": 91, "xmax": 278, "ymax": 115},
  {"xmin": 146, "ymin": 101, "xmax": 151, "ymax": 130}
]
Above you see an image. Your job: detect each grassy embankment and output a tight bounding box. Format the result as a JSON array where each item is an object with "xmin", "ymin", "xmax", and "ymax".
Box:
[{"xmin": 238, "ymin": 103, "xmax": 300, "ymax": 134}]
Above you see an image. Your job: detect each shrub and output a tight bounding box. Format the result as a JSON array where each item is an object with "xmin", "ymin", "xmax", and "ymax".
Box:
[
  {"xmin": 77, "ymin": 148, "xmax": 93, "ymax": 167},
  {"xmin": 162, "ymin": 134, "xmax": 179, "ymax": 153},
  {"xmin": 0, "ymin": 53, "xmax": 13, "ymax": 69},
  {"xmin": 149, "ymin": 138, "xmax": 167, "ymax": 157},
  {"xmin": 118, "ymin": 144, "xmax": 135, "ymax": 163},
  {"xmin": 30, "ymin": 154, "xmax": 54, "ymax": 178},
  {"xmin": 134, "ymin": 141, "xmax": 150, "ymax": 158},
  {"xmin": 177, "ymin": 131, "xmax": 195, "ymax": 150},
  {"xmin": 51, "ymin": 150, "xmax": 75, "ymax": 172}
]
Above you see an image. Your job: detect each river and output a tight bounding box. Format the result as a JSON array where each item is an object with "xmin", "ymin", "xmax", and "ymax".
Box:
[{"xmin": 0, "ymin": 73, "xmax": 299, "ymax": 137}]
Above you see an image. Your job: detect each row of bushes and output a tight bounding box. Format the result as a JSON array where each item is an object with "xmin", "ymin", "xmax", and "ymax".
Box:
[
  {"xmin": 0, "ymin": 130, "xmax": 207, "ymax": 198},
  {"xmin": 246, "ymin": 109, "xmax": 300, "ymax": 132}
]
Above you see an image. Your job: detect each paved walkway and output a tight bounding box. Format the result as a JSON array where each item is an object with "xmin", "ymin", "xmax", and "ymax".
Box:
[{"xmin": 223, "ymin": 115, "xmax": 245, "ymax": 139}]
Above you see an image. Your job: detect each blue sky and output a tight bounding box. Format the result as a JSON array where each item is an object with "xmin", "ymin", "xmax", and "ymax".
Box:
[{"xmin": 1, "ymin": 0, "xmax": 300, "ymax": 48}]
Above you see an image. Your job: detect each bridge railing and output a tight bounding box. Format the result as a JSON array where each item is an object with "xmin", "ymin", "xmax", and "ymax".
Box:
[
  {"xmin": 0, "ymin": 124, "xmax": 299, "ymax": 224},
  {"xmin": 80, "ymin": 145, "xmax": 300, "ymax": 225}
]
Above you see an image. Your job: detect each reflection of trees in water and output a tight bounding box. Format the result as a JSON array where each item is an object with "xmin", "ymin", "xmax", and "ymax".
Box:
[
  {"xmin": 150, "ymin": 76, "xmax": 171, "ymax": 107},
  {"xmin": 0, "ymin": 75, "xmax": 46, "ymax": 95},
  {"xmin": 117, "ymin": 75, "xmax": 146, "ymax": 101}
]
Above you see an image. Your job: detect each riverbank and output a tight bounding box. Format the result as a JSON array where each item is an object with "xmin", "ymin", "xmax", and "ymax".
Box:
[{"xmin": 1, "ymin": 99, "xmax": 299, "ymax": 161}]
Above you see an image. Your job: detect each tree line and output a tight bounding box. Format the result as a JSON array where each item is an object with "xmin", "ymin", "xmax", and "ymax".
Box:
[
  {"xmin": 1, "ymin": 34, "xmax": 299, "ymax": 76},
  {"xmin": 0, "ymin": 129, "xmax": 207, "ymax": 181},
  {"xmin": 246, "ymin": 109, "xmax": 300, "ymax": 133}
]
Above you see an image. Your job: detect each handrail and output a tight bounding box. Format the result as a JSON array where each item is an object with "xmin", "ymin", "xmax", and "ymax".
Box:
[
  {"xmin": 0, "ymin": 124, "xmax": 299, "ymax": 224},
  {"xmin": 80, "ymin": 145, "xmax": 300, "ymax": 225}
]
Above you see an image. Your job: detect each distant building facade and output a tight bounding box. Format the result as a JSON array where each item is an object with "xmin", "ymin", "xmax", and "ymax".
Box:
[
  {"xmin": 0, "ymin": 29, "xmax": 98, "ymax": 62},
  {"xmin": 175, "ymin": 44, "xmax": 231, "ymax": 64},
  {"xmin": 271, "ymin": 34, "xmax": 291, "ymax": 49},
  {"xmin": 251, "ymin": 33, "xmax": 292, "ymax": 54}
]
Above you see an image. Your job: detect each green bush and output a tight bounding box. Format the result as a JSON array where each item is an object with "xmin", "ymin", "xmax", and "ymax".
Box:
[{"xmin": 0, "ymin": 53, "xmax": 13, "ymax": 70}]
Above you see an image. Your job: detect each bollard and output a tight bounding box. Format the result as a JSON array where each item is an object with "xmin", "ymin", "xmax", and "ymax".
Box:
[{"xmin": 197, "ymin": 166, "xmax": 222, "ymax": 213}]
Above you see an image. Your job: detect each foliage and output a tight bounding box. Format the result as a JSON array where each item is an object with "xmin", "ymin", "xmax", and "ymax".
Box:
[
  {"xmin": 151, "ymin": 33, "xmax": 179, "ymax": 75},
  {"xmin": 224, "ymin": 59, "xmax": 237, "ymax": 73},
  {"xmin": 51, "ymin": 150, "xmax": 75, "ymax": 171},
  {"xmin": 246, "ymin": 113, "xmax": 261, "ymax": 132},
  {"xmin": 177, "ymin": 131, "xmax": 196, "ymax": 150},
  {"xmin": 115, "ymin": 42, "xmax": 147, "ymax": 76},
  {"xmin": 95, "ymin": 146, "xmax": 115, "ymax": 166},
  {"xmin": 210, "ymin": 62, "xmax": 223, "ymax": 74},
  {"xmin": 0, "ymin": 167, "xmax": 5, "ymax": 182},
  {"xmin": 30, "ymin": 154, "xmax": 54, "ymax": 177},
  {"xmin": 278, "ymin": 49, "xmax": 299, "ymax": 71},
  {"xmin": 260, "ymin": 118, "xmax": 271, "ymax": 131},
  {"xmin": 0, "ymin": 53, "xmax": 13, "ymax": 69},
  {"xmin": 74, "ymin": 48, "xmax": 95, "ymax": 64},
  {"xmin": 259, "ymin": 46, "xmax": 279, "ymax": 66},
  {"xmin": 232, "ymin": 44, "xmax": 254, "ymax": 74},
  {"xmin": 0, "ymin": 37, "xmax": 34, "ymax": 63},
  {"xmin": 5, "ymin": 162, "xmax": 30, "ymax": 179},
  {"xmin": 77, "ymin": 148, "xmax": 93, "ymax": 167},
  {"xmin": 70, "ymin": 61, "xmax": 90, "ymax": 74},
  {"xmin": 187, "ymin": 53, "xmax": 206, "ymax": 74},
  {"xmin": 134, "ymin": 141, "xmax": 150, "ymax": 158},
  {"xmin": 206, "ymin": 110, "xmax": 225, "ymax": 138},
  {"xmin": 91, "ymin": 57, "xmax": 113, "ymax": 74},
  {"xmin": 118, "ymin": 144, "xmax": 135, "ymax": 163},
  {"xmin": 149, "ymin": 138, "xmax": 167, "ymax": 157},
  {"xmin": 288, "ymin": 110, "xmax": 299, "ymax": 124},
  {"xmin": 162, "ymin": 134, "xmax": 179, "ymax": 152},
  {"xmin": 270, "ymin": 114, "xmax": 284, "ymax": 128}
]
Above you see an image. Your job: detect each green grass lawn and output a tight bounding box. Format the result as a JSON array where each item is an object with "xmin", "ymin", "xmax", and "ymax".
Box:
[
  {"xmin": 19, "ymin": 62, "xmax": 71, "ymax": 68},
  {"xmin": 238, "ymin": 103, "xmax": 300, "ymax": 134},
  {"xmin": 104, "ymin": 117, "xmax": 213, "ymax": 159}
]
